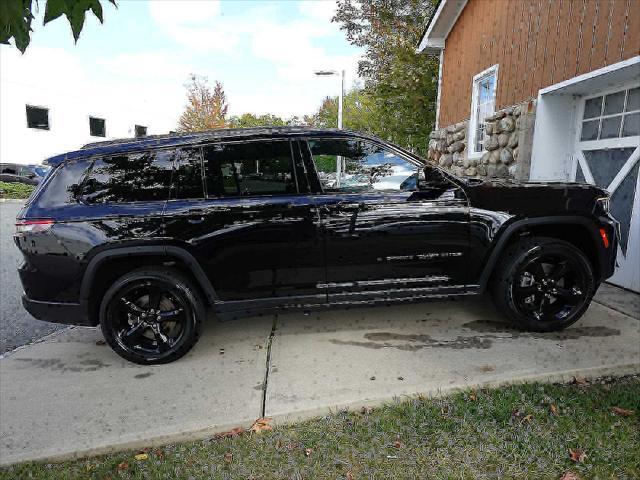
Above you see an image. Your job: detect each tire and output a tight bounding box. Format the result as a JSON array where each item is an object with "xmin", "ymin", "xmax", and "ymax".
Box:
[
  {"xmin": 99, "ymin": 267, "xmax": 204, "ymax": 364},
  {"xmin": 490, "ymin": 236, "xmax": 596, "ymax": 332}
]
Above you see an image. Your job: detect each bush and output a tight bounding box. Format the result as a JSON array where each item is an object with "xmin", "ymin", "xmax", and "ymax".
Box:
[{"xmin": 0, "ymin": 181, "xmax": 36, "ymax": 199}]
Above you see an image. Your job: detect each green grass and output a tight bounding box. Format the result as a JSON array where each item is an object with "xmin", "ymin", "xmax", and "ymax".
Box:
[
  {"xmin": 0, "ymin": 181, "xmax": 35, "ymax": 199},
  {"xmin": 3, "ymin": 377, "xmax": 638, "ymax": 479}
]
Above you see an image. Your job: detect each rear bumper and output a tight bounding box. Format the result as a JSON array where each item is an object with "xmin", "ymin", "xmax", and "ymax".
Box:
[{"xmin": 22, "ymin": 295, "xmax": 92, "ymax": 326}]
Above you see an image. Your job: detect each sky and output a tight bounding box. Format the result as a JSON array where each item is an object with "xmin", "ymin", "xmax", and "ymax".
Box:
[{"xmin": 0, "ymin": 0, "xmax": 363, "ymax": 132}]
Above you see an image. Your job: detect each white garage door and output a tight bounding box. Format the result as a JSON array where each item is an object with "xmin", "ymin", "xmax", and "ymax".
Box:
[{"xmin": 573, "ymin": 84, "xmax": 640, "ymax": 292}]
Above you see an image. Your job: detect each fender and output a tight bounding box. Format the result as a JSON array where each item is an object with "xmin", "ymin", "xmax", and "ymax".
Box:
[
  {"xmin": 476, "ymin": 215, "xmax": 605, "ymax": 292},
  {"xmin": 79, "ymin": 245, "xmax": 220, "ymax": 317}
]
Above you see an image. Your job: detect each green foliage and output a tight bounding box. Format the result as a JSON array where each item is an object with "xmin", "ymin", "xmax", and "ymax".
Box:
[
  {"xmin": 0, "ymin": 0, "xmax": 116, "ymax": 53},
  {"xmin": 228, "ymin": 113, "xmax": 288, "ymax": 128},
  {"xmin": 331, "ymin": 0, "xmax": 439, "ymax": 155},
  {"xmin": 0, "ymin": 181, "xmax": 36, "ymax": 199}
]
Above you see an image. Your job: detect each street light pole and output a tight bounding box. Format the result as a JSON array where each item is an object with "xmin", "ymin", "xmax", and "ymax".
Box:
[{"xmin": 314, "ymin": 69, "xmax": 346, "ymax": 186}]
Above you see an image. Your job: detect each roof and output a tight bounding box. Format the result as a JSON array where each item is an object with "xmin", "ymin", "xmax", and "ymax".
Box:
[
  {"xmin": 43, "ymin": 127, "xmax": 372, "ymax": 167},
  {"xmin": 416, "ymin": 0, "xmax": 468, "ymax": 54}
]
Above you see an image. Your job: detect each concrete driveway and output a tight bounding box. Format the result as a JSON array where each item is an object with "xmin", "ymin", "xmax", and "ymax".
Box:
[{"xmin": 1, "ymin": 295, "xmax": 638, "ymax": 466}]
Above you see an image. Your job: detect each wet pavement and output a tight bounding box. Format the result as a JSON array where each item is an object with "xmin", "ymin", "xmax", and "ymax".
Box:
[{"xmin": 1, "ymin": 296, "xmax": 638, "ymax": 466}]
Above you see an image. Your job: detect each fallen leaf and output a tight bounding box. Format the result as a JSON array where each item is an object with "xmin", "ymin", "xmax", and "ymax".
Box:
[
  {"xmin": 393, "ymin": 440, "xmax": 403, "ymax": 449},
  {"xmin": 611, "ymin": 407, "xmax": 634, "ymax": 417},
  {"xmin": 560, "ymin": 471, "xmax": 580, "ymax": 480},
  {"xmin": 346, "ymin": 472, "xmax": 354, "ymax": 480},
  {"xmin": 153, "ymin": 449, "xmax": 164, "ymax": 459},
  {"xmin": 117, "ymin": 461, "xmax": 129, "ymax": 470},
  {"xmin": 569, "ymin": 448, "xmax": 586, "ymax": 463},
  {"xmin": 572, "ymin": 376, "xmax": 588, "ymax": 386},
  {"xmin": 95, "ymin": 340, "xmax": 106, "ymax": 346},
  {"xmin": 304, "ymin": 448, "xmax": 313, "ymax": 457},
  {"xmin": 85, "ymin": 464, "xmax": 95, "ymax": 472},
  {"xmin": 523, "ymin": 414, "xmax": 533, "ymax": 423},
  {"xmin": 360, "ymin": 406, "xmax": 373, "ymax": 415},
  {"xmin": 134, "ymin": 453, "xmax": 148, "ymax": 461},
  {"xmin": 224, "ymin": 452, "xmax": 233, "ymax": 463},
  {"xmin": 469, "ymin": 391, "xmax": 477, "ymax": 401},
  {"xmin": 215, "ymin": 426, "xmax": 245, "ymax": 439},
  {"xmin": 250, "ymin": 417, "xmax": 273, "ymax": 433},
  {"xmin": 285, "ymin": 442, "xmax": 298, "ymax": 451},
  {"xmin": 550, "ymin": 404, "xmax": 559, "ymax": 416}
]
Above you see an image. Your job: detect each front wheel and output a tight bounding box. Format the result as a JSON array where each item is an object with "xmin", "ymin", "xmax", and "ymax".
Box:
[
  {"xmin": 490, "ymin": 237, "xmax": 596, "ymax": 332},
  {"xmin": 99, "ymin": 267, "xmax": 204, "ymax": 364}
]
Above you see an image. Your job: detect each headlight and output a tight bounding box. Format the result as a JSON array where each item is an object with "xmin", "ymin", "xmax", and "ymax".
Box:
[{"xmin": 594, "ymin": 196, "xmax": 610, "ymax": 215}]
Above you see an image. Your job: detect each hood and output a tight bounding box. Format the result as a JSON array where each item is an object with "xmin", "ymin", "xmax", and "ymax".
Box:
[{"xmin": 463, "ymin": 179, "xmax": 608, "ymax": 216}]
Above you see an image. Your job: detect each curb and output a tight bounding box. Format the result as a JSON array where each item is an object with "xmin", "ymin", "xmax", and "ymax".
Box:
[{"xmin": 2, "ymin": 361, "xmax": 638, "ymax": 467}]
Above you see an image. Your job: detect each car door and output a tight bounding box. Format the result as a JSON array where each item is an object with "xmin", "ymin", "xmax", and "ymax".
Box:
[
  {"xmin": 162, "ymin": 139, "xmax": 325, "ymax": 305},
  {"xmin": 302, "ymin": 137, "xmax": 470, "ymax": 302}
]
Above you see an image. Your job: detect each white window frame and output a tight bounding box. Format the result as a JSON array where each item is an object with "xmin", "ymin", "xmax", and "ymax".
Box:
[{"xmin": 468, "ymin": 64, "xmax": 499, "ymax": 159}]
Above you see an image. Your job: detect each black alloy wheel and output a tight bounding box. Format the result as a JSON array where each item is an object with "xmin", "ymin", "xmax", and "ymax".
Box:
[
  {"xmin": 491, "ymin": 237, "xmax": 595, "ymax": 331},
  {"xmin": 100, "ymin": 267, "xmax": 204, "ymax": 364}
]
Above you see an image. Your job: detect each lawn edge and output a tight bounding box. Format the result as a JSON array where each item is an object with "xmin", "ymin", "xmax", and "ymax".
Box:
[{"xmin": 3, "ymin": 362, "xmax": 639, "ymax": 468}]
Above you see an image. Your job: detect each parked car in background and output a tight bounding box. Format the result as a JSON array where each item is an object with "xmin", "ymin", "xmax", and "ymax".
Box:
[
  {"xmin": 0, "ymin": 163, "xmax": 51, "ymax": 185},
  {"xmin": 14, "ymin": 127, "xmax": 618, "ymax": 364}
]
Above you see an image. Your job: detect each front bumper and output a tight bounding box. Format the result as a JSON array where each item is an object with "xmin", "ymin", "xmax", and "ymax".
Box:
[{"xmin": 22, "ymin": 294, "xmax": 92, "ymax": 326}]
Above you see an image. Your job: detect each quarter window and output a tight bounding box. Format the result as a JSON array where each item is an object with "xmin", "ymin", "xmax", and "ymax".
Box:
[
  {"xmin": 81, "ymin": 150, "xmax": 174, "ymax": 203},
  {"xmin": 26, "ymin": 105, "xmax": 49, "ymax": 130},
  {"xmin": 308, "ymin": 138, "xmax": 418, "ymax": 193},
  {"xmin": 580, "ymin": 87, "xmax": 640, "ymax": 141},
  {"xmin": 469, "ymin": 65, "xmax": 498, "ymax": 155},
  {"xmin": 202, "ymin": 141, "xmax": 296, "ymax": 197}
]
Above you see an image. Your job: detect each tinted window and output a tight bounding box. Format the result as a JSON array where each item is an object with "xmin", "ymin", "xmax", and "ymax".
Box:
[
  {"xmin": 308, "ymin": 138, "xmax": 417, "ymax": 193},
  {"xmin": 89, "ymin": 117, "xmax": 106, "ymax": 137},
  {"xmin": 26, "ymin": 106, "xmax": 49, "ymax": 130},
  {"xmin": 81, "ymin": 150, "xmax": 174, "ymax": 203},
  {"xmin": 36, "ymin": 160, "xmax": 89, "ymax": 206},
  {"xmin": 202, "ymin": 141, "xmax": 296, "ymax": 197},
  {"xmin": 172, "ymin": 148, "xmax": 204, "ymax": 200}
]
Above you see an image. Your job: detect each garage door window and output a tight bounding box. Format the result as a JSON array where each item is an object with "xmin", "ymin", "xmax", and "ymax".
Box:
[{"xmin": 581, "ymin": 87, "xmax": 640, "ymax": 141}]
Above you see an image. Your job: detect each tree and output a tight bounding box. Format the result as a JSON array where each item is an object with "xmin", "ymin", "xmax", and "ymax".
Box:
[
  {"xmin": 1, "ymin": 0, "xmax": 116, "ymax": 53},
  {"xmin": 332, "ymin": 0, "xmax": 439, "ymax": 155},
  {"xmin": 228, "ymin": 113, "xmax": 288, "ymax": 128},
  {"xmin": 178, "ymin": 75, "xmax": 229, "ymax": 133}
]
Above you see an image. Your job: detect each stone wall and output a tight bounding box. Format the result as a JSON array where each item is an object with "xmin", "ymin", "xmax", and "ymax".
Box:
[{"xmin": 427, "ymin": 99, "xmax": 536, "ymax": 180}]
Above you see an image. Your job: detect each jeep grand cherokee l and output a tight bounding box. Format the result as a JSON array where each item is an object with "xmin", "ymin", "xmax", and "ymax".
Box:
[{"xmin": 15, "ymin": 128, "xmax": 618, "ymax": 364}]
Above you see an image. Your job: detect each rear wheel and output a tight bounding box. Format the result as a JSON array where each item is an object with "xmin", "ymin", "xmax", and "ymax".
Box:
[
  {"xmin": 99, "ymin": 267, "xmax": 204, "ymax": 364},
  {"xmin": 491, "ymin": 237, "xmax": 595, "ymax": 332}
]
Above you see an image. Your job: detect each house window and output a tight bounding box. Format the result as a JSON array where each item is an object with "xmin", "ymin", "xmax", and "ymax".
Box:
[
  {"xmin": 135, "ymin": 125, "xmax": 147, "ymax": 138},
  {"xmin": 89, "ymin": 117, "xmax": 106, "ymax": 137},
  {"xmin": 580, "ymin": 87, "xmax": 640, "ymax": 141},
  {"xmin": 469, "ymin": 65, "xmax": 498, "ymax": 156},
  {"xmin": 26, "ymin": 105, "xmax": 49, "ymax": 130}
]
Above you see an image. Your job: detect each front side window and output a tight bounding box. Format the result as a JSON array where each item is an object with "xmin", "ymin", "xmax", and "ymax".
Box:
[
  {"xmin": 26, "ymin": 105, "xmax": 49, "ymax": 130},
  {"xmin": 308, "ymin": 138, "xmax": 418, "ymax": 193},
  {"xmin": 80, "ymin": 150, "xmax": 174, "ymax": 203},
  {"xmin": 202, "ymin": 141, "xmax": 296, "ymax": 197},
  {"xmin": 470, "ymin": 65, "xmax": 498, "ymax": 155}
]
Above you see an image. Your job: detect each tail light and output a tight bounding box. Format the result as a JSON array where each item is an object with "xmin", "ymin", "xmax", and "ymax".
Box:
[
  {"xmin": 15, "ymin": 218, "xmax": 55, "ymax": 234},
  {"xmin": 599, "ymin": 228, "xmax": 610, "ymax": 248}
]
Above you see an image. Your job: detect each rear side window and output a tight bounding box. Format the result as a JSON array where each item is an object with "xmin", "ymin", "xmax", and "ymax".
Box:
[
  {"xmin": 81, "ymin": 150, "xmax": 174, "ymax": 204},
  {"xmin": 202, "ymin": 141, "xmax": 296, "ymax": 197},
  {"xmin": 172, "ymin": 148, "xmax": 204, "ymax": 200}
]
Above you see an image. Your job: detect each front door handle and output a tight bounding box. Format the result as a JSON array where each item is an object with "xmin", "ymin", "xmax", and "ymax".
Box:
[{"xmin": 188, "ymin": 216, "xmax": 205, "ymax": 224}]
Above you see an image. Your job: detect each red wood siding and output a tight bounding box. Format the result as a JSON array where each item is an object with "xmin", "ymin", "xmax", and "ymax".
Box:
[{"xmin": 438, "ymin": 0, "xmax": 640, "ymax": 127}]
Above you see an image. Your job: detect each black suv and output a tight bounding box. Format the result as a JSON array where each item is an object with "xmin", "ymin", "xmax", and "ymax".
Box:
[{"xmin": 15, "ymin": 128, "xmax": 618, "ymax": 364}]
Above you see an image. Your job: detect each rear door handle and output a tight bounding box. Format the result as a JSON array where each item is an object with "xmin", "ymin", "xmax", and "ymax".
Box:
[
  {"xmin": 337, "ymin": 202, "xmax": 363, "ymax": 212},
  {"xmin": 188, "ymin": 216, "xmax": 205, "ymax": 224}
]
